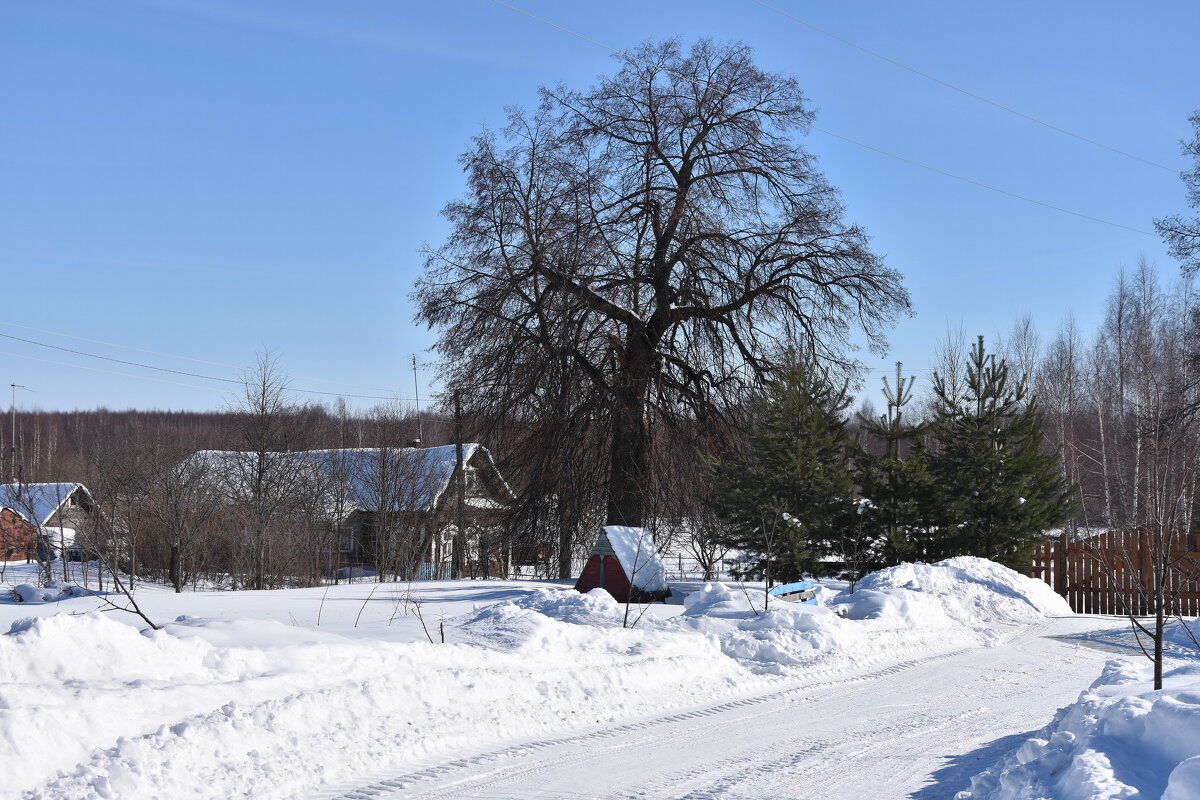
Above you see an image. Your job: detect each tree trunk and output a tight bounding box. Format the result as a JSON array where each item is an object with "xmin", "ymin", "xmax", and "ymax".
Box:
[
  {"xmin": 606, "ymin": 377, "xmax": 650, "ymax": 527},
  {"xmin": 557, "ymin": 503, "xmax": 573, "ymax": 579},
  {"xmin": 170, "ymin": 540, "xmax": 182, "ymax": 593},
  {"xmin": 1155, "ymin": 576, "xmax": 1165, "ymax": 691},
  {"xmin": 606, "ymin": 327, "xmax": 661, "ymax": 528}
]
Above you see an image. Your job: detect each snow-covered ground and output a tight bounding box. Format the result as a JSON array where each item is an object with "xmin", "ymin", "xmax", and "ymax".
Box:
[
  {"xmin": 0, "ymin": 558, "xmax": 1192, "ymax": 798},
  {"xmin": 960, "ymin": 624, "xmax": 1200, "ymax": 800}
]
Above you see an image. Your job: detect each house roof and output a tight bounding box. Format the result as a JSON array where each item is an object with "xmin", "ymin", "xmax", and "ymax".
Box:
[
  {"xmin": 0, "ymin": 483, "xmax": 85, "ymax": 526},
  {"xmin": 185, "ymin": 444, "xmax": 509, "ymax": 515},
  {"xmin": 599, "ymin": 526, "xmax": 668, "ymax": 595}
]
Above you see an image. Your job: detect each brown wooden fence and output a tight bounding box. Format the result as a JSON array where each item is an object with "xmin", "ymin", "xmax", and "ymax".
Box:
[{"xmin": 1028, "ymin": 529, "xmax": 1200, "ymax": 616}]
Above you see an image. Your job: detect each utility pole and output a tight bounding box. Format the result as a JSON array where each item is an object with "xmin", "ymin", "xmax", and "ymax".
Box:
[
  {"xmin": 412, "ymin": 355, "xmax": 423, "ymax": 444},
  {"xmin": 453, "ymin": 389, "xmax": 466, "ymax": 580}
]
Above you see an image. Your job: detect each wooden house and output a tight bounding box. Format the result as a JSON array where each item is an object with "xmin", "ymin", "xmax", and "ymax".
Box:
[
  {"xmin": 0, "ymin": 482, "xmax": 99, "ymax": 561},
  {"xmin": 184, "ymin": 444, "xmax": 513, "ymax": 579}
]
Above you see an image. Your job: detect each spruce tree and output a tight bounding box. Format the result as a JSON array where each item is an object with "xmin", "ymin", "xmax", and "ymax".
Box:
[
  {"xmin": 928, "ymin": 336, "xmax": 1074, "ymax": 565},
  {"xmin": 858, "ymin": 362, "xmax": 929, "ymax": 564},
  {"xmin": 712, "ymin": 354, "xmax": 858, "ymax": 582}
]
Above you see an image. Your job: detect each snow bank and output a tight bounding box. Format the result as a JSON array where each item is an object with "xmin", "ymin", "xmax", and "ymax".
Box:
[
  {"xmin": 839, "ymin": 556, "xmax": 1071, "ymax": 641},
  {"xmin": 0, "ymin": 557, "xmax": 1070, "ymax": 797},
  {"xmin": 671, "ymin": 556, "xmax": 1065, "ymax": 674},
  {"xmin": 960, "ymin": 659, "xmax": 1200, "ymax": 800},
  {"xmin": 9, "ymin": 581, "xmax": 91, "ymax": 604},
  {"xmin": 850, "ymin": 557, "xmax": 1071, "ymax": 620},
  {"xmin": 3, "ymin": 595, "xmax": 749, "ymax": 799}
]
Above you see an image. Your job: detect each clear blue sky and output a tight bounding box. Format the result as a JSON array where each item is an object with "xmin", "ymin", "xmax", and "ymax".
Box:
[{"xmin": 2, "ymin": 0, "xmax": 1196, "ymax": 413}]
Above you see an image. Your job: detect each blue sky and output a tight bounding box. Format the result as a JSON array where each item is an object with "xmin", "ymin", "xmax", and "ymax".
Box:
[{"xmin": 1, "ymin": 0, "xmax": 1196, "ymax": 413}]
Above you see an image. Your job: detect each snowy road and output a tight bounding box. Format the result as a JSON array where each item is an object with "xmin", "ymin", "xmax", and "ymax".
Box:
[{"xmin": 325, "ymin": 616, "xmax": 1119, "ymax": 800}]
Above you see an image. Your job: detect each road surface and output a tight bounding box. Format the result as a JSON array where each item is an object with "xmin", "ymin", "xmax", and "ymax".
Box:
[{"xmin": 324, "ymin": 616, "xmax": 1120, "ymax": 800}]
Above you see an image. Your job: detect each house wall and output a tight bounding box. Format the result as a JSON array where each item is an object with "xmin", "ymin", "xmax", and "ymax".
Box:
[
  {"xmin": 0, "ymin": 509, "xmax": 37, "ymax": 561},
  {"xmin": 44, "ymin": 489, "xmax": 99, "ymax": 556},
  {"xmin": 574, "ymin": 554, "xmax": 632, "ymax": 602}
]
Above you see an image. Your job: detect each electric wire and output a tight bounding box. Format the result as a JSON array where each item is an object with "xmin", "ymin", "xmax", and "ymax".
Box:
[
  {"xmin": 0, "ymin": 331, "xmax": 420, "ymax": 403},
  {"xmin": 0, "ymin": 349, "xmax": 232, "ymax": 395},
  {"xmin": 487, "ymin": 0, "xmax": 1158, "ymax": 237},
  {"xmin": 0, "ymin": 319, "xmax": 408, "ymax": 396},
  {"xmin": 749, "ymin": 0, "xmax": 1177, "ymax": 174}
]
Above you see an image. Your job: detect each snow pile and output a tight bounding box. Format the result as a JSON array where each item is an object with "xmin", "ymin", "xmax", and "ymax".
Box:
[
  {"xmin": 603, "ymin": 525, "xmax": 668, "ymax": 594},
  {"xmin": 9, "ymin": 581, "xmax": 90, "ymax": 604},
  {"xmin": 840, "ymin": 556, "xmax": 1070, "ymax": 633},
  {"xmin": 960, "ymin": 659, "xmax": 1200, "ymax": 800},
  {"xmin": 1167, "ymin": 617, "xmax": 1200, "ymax": 649},
  {"xmin": 2, "ymin": 595, "xmax": 749, "ymax": 799},
  {"xmin": 671, "ymin": 557, "xmax": 1065, "ymax": 674},
  {"xmin": 0, "ymin": 558, "xmax": 1073, "ymax": 797}
]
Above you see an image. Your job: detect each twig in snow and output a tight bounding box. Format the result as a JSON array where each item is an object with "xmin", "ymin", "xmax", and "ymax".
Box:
[
  {"xmin": 737, "ymin": 580, "xmax": 761, "ymax": 617},
  {"xmin": 354, "ymin": 583, "xmax": 381, "ymax": 628},
  {"xmin": 317, "ymin": 586, "xmax": 330, "ymax": 627}
]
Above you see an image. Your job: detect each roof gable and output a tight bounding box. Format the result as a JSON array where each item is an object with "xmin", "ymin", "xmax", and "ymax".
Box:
[
  {"xmin": 599, "ymin": 526, "xmax": 668, "ymax": 595},
  {"xmin": 0, "ymin": 483, "xmax": 85, "ymax": 526}
]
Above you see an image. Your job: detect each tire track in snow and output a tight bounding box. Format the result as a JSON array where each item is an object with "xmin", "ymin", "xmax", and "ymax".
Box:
[{"xmin": 324, "ymin": 639, "xmax": 990, "ymax": 800}]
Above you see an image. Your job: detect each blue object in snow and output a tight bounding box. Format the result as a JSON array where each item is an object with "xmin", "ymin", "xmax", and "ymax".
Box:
[{"xmin": 767, "ymin": 579, "xmax": 817, "ymax": 604}]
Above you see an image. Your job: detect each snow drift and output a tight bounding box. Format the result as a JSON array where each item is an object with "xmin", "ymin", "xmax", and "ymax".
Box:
[
  {"xmin": 0, "ymin": 556, "xmax": 1069, "ymax": 798},
  {"xmin": 9, "ymin": 581, "xmax": 91, "ymax": 604},
  {"xmin": 960, "ymin": 659, "xmax": 1200, "ymax": 800}
]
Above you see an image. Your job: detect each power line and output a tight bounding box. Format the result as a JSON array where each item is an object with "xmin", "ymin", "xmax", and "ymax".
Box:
[
  {"xmin": 811, "ymin": 127, "xmax": 1156, "ymax": 236},
  {"xmin": 0, "ymin": 331, "xmax": 420, "ymax": 403},
  {"xmin": 0, "ymin": 319, "xmax": 409, "ymax": 396},
  {"xmin": 0, "ymin": 349, "xmax": 232, "ymax": 395},
  {"xmin": 486, "ymin": 0, "xmax": 1158, "ymax": 237},
  {"xmin": 749, "ymin": 0, "xmax": 1176, "ymax": 174}
]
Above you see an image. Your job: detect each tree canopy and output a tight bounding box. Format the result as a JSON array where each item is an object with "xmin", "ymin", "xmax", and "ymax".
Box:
[
  {"xmin": 1156, "ymin": 111, "xmax": 1200, "ymax": 276},
  {"xmin": 926, "ymin": 336, "xmax": 1075, "ymax": 565},
  {"xmin": 416, "ymin": 39, "xmax": 910, "ymax": 528},
  {"xmin": 711, "ymin": 353, "xmax": 860, "ymax": 582}
]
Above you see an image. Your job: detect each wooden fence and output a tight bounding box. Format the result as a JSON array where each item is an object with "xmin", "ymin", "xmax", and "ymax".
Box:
[{"xmin": 1028, "ymin": 529, "xmax": 1200, "ymax": 616}]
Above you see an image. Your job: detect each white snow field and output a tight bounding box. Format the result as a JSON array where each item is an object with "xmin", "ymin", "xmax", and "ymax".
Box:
[{"xmin": 0, "ymin": 557, "xmax": 1190, "ymax": 799}]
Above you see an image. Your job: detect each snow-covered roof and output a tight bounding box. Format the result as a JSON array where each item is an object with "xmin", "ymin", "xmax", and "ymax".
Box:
[
  {"xmin": 601, "ymin": 526, "xmax": 668, "ymax": 595},
  {"xmin": 0, "ymin": 483, "xmax": 85, "ymax": 526},
  {"xmin": 41, "ymin": 527, "xmax": 77, "ymax": 547},
  {"xmin": 184, "ymin": 445, "xmax": 507, "ymax": 515}
]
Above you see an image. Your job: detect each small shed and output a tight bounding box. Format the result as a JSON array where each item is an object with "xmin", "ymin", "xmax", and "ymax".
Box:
[{"xmin": 574, "ymin": 526, "xmax": 670, "ymax": 603}]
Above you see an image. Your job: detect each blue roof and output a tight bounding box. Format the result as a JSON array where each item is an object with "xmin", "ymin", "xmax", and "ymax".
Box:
[
  {"xmin": 0, "ymin": 482, "xmax": 82, "ymax": 525},
  {"xmin": 312, "ymin": 444, "xmax": 478, "ymax": 513}
]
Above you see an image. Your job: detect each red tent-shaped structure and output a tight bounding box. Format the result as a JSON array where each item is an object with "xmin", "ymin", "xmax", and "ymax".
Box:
[{"xmin": 574, "ymin": 526, "xmax": 670, "ymax": 603}]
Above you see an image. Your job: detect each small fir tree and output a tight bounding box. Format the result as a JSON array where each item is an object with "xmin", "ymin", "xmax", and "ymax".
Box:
[
  {"xmin": 928, "ymin": 336, "xmax": 1075, "ymax": 565},
  {"xmin": 857, "ymin": 362, "xmax": 929, "ymax": 564},
  {"xmin": 712, "ymin": 354, "xmax": 859, "ymax": 582}
]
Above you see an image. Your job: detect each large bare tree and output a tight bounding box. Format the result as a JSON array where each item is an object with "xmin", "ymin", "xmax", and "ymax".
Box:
[{"xmin": 416, "ymin": 39, "xmax": 909, "ymax": 527}]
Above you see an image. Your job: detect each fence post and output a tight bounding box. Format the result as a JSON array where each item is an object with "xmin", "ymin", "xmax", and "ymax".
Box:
[{"xmin": 1054, "ymin": 531, "xmax": 1068, "ymax": 597}]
